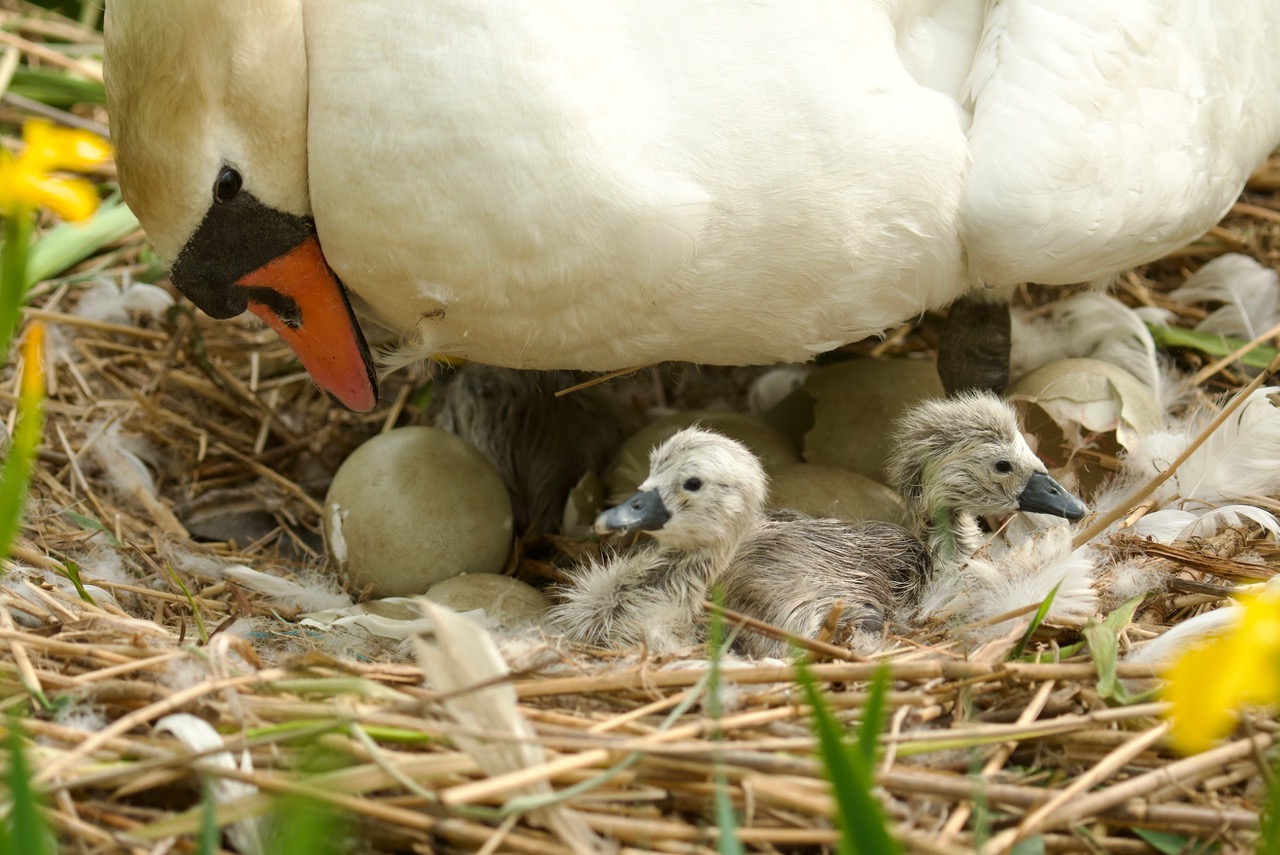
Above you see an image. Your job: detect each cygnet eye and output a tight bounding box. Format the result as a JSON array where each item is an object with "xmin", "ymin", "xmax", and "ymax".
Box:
[
  {"xmin": 683, "ymin": 477, "xmax": 703, "ymax": 492},
  {"xmin": 994, "ymin": 460, "xmax": 1013, "ymax": 474},
  {"xmin": 213, "ymin": 166, "xmax": 243, "ymax": 204}
]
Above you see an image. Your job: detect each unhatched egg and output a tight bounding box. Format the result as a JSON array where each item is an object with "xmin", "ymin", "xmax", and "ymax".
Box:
[{"xmin": 325, "ymin": 427, "xmax": 513, "ymax": 597}]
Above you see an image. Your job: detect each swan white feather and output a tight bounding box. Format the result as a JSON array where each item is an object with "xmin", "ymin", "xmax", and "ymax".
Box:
[
  {"xmin": 104, "ymin": 0, "xmax": 1280, "ymax": 379},
  {"xmin": 1169, "ymin": 253, "xmax": 1280, "ymax": 342}
]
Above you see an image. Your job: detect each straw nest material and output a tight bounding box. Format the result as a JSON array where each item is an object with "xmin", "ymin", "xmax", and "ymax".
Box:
[{"xmin": 3, "ymin": 5, "xmax": 1280, "ymax": 854}]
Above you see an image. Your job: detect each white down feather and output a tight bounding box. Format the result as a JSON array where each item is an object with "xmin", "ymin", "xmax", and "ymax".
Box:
[
  {"xmin": 1155, "ymin": 387, "xmax": 1280, "ymax": 504},
  {"xmin": 1168, "ymin": 253, "xmax": 1280, "ymax": 341},
  {"xmin": 1010, "ymin": 293, "xmax": 1177, "ymax": 407},
  {"xmin": 917, "ymin": 526, "xmax": 1100, "ymax": 630},
  {"xmin": 1089, "ymin": 386, "xmax": 1280, "ymax": 545}
]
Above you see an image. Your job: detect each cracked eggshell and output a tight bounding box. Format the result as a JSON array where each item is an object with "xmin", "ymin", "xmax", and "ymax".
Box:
[
  {"xmin": 1004, "ymin": 358, "xmax": 1163, "ymax": 452},
  {"xmin": 766, "ymin": 463, "xmax": 907, "ymax": 525},
  {"xmin": 604, "ymin": 410, "xmax": 800, "ymax": 499},
  {"xmin": 325, "ymin": 427, "xmax": 513, "ymax": 598},
  {"xmin": 561, "ymin": 470, "xmax": 605, "ymax": 536},
  {"xmin": 425, "ymin": 574, "xmax": 551, "ymax": 629},
  {"xmin": 803, "ymin": 359, "xmax": 944, "ymax": 481}
]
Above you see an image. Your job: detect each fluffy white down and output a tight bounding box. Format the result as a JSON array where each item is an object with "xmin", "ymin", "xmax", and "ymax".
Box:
[
  {"xmin": 1011, "ymin": 294, "xmax": 1164, "ymax": 394},
  {"xmin": 74, "ymin": 278, "xmax": 174, "ymax": 326},
  {"xmin": 917, "ymin": 526, "xmax": 1099, "ymax": 630},
  {"xmin": 1077, "ymin": 385, "xmax": 1280, "ymax": 554},
  {"xmin": 1124, "ymin": 388, "xmax": 1280, "ymax": 506},
  {"xmin": 85, "ymin": 421, "xmax": 159, "ymax": 497},
  {"xmin": 215, "ymin": 564, "xmax": 353, "ymax": 612},
  {"xmin": 1169, "ymin": 253, "xmax": 1280, "ymax": 342}
]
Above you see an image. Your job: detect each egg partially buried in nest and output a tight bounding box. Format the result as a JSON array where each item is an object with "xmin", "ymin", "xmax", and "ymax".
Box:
[
  {"xmin": 766, "ymin": 463, "xmax": 908, "ymax": 526},
  {"xmin": 425, "ymin": 574, "xmax": 552, "ymax": 630},
  {"xmin": 605, "ymin": 410, "xmax": 800, "ymax": 499},
  {"xmin": 325, "ymin": 427, "xmax": 513, "ymax": 598}
]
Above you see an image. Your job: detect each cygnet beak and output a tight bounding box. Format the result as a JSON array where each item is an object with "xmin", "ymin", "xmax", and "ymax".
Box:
[
  {"xmin": 1018, "ymin": 471, "xmax": 1088, "ymax": 521},
  {"xmin": 595, "ymin": 489, "xmax": 671, "ymax": 535}
]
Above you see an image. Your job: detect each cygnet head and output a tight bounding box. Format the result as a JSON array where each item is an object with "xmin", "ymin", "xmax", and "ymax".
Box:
[
  {"xmin": 595, "ymin": 428, "xmax": 768, "ymax": 552},
  {"xmin": 885, "ymin": 392, "xmax": 1088, "ymax": 526}
]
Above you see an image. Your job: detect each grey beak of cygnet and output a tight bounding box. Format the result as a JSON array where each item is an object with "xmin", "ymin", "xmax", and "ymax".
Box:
[
  {"xmin": 595, "ymin": 488, "xmax": 672, "ymax": 534},
  {"xmin": 1018, "ymin": 471, "xmax": 1088, "ymax": 521}
]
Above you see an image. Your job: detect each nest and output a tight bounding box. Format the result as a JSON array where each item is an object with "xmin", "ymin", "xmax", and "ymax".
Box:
[{"xmin": 3, "ymin": 4, "xmax": 1280, "ymax": 853}]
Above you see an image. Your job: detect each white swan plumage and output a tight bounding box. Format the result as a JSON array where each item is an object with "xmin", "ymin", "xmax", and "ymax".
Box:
[{"xmin": 104, "ymin": 0, "xmax": 1280, "ymax": 410}]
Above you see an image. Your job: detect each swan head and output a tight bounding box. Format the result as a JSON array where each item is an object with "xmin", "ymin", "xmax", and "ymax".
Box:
[
  {"xmin": 104, "ymin": 0, "xmax": 377, "ymax": 412},
  {"xmin": 885, "ymin": 392, "xmax": 1088, "ymax": 524},
  {"xmin": 595, "ymin": 428, "xmax": 768, "ymax": 552}
]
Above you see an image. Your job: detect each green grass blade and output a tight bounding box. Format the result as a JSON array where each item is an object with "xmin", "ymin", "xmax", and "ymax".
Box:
[
  {"xmin": 1083, "ymin": 618, "xmax": 1120, "ymax": 700},
  {"xmin": 706, "ymin": 586, "xmax": 744, "ymax": 855},
  {"xmin": 166, "ymin": 564, "xmax": 209, "ymax": 644},
  {"xmin": 197, "ymin": 781, "xmax": 219, "ymax": 855},
  {"xmin": 7, "ymin": 68, "xmax": 106, "ymax": 108},
  {"xmin": 1, "ymin": 212, "xmax": 33, "ymax": 360},
  {"xmin": 0, "ymin": 406, "xmax": 40, "ymax": 561},
  {"xmin": 1147, "ymin": 323, "xmax": 1280, "ymax": 370},
  {"xmin": 55, "ymin": 561, "xmax": 97, "ymax": 607},
  {"xmin": 60, "ymin": 509, "xmax": 122, "ymax": 545},
  {"xmin": 4, "ymin": 717, "xmax": 54, "ymax": 855},
  {"xmin": 795, "ymin": 659, "xmax": 901, "ymax": 855},
  {"xmin": 1132, "ymin": 828, "xmax": 1200, "ymax": 855},
  {"xmin": 856, "ymin": 662, "xmax": 890, "ymax": 767},
  {"xmin": 707, "ymin": 585, "xmax": 728, "ymax": 723},
  {"xmin": 26, "ymin": 202, "xmax": 140, "ymax": 288},
  {"xmin": 1012, "ymin": 579, "xmax": 1063, "ymax": 660},
  {"xmin": 714, "ymin": 769, "xmax": 744, "ymax": 855},
  {"xmin": 1103, "ymin": 596, "xmax": 1143, "ymax": 632},
  {"xmin": 271, "ymin": 796, "xmax": 345, "ymax": 855},
  {"xmin": 1259, "ymin": 749, "xmax": 1280, "ymax": 855},
  {"xmin": 965, "ymin": 752, "xmax": 991, "ymax": 848},
  {"xmin": 1010, "ymin": 836, "xmax": 1047, "ymax": 855}
]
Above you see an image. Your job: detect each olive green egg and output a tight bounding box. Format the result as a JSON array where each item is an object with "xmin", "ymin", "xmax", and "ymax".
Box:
[
  {"xmin": 425, "ymin": 573, "xmax": 551, "ymax": 629},
  {"xmin": 324, "ymin": 427, "xmax": 513, "ymax": 598},
  {"xmin": 605, "ymin": 410, "xmax": 800, "ymax": 499},
  {"xmin": 802, "ymin": 358, "xmax": 944, "ymax": 481},
  {"xmin": 766, "ymin": 463, "xmax": 908, "ymax": 526}
]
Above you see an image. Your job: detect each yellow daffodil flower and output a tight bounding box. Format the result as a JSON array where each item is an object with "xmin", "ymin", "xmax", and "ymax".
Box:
[
  {"xmin": 0, "ymin": 120, "xmax": 112, "ymax": 222},
  {"xmin": 1163, "ymin": 589, "xmax": 1280, "ymax": 754},
  {"xmin": 20, "ymin": 322, "xmax": 44, "ymax": 406},
  {"xmin": 0, "ymin": 321, "xmax": 45, "ymax": 556}
]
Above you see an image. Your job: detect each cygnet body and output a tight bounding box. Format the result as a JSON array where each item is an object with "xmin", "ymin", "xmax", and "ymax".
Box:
[
  {"xmin": 552, "ymin": 429, "xmax": 764, "ymax": 652},
  {"xmin": 726, "ymin": 391, "xmax": 1088, "ymax": 656}
]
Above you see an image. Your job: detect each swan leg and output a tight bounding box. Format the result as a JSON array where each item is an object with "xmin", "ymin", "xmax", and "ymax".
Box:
[
  {"xmin": 937, "ymin": 288, "xmax": 1012, "ymax": 394},
  {"xmin": 433, "ymin": 365, "xmax": 633, "ymax": 533}
]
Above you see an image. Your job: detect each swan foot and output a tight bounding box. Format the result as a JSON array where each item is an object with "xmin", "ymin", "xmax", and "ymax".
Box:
[{"xmin": 938, "ymin": 293, "xmax": 1011, "ymax": 394}]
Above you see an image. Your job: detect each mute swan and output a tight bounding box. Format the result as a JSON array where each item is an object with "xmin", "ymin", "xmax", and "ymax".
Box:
[
  {"xmin": 102, "ymin": 1, "xmax": 1280, "ymax": 410},
  {"xmin": 552, "ymin": 392, "xmax": 1087, "ymax": 656}
]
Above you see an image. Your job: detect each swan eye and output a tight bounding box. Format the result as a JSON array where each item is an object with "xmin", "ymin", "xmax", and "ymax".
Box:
[
  {"xmin": 683, "ymin": 477, "xmax": 703, "ymax": 492},
  {"xmin": 994, "ymin": 460, "xmax": 1013, "ymax": 474},
  {"xmin": 213, "ymin": 167, "xmax": 243, "ymax": 203}
]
